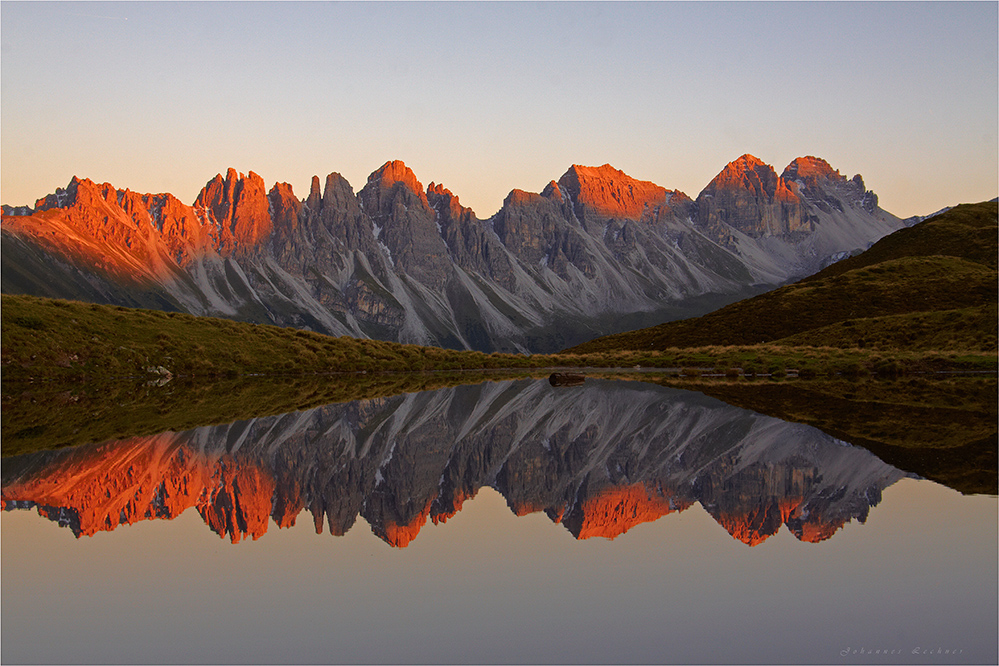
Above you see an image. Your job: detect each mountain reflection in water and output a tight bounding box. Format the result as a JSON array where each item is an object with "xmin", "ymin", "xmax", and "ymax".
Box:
[{"xmin": 2, "ymin": 378, "xmax": 914, "ymax": 547}]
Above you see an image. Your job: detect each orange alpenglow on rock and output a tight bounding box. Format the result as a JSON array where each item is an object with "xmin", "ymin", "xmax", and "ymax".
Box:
[
  {"xmin": 365, "ymin": 159, "xmax": 430, "ymax": 209},
  {"xmin": 503, "ymin": 188, "xmax": 543, "ymax": 207},
  {"xmin": 710, "ymin": 496, "xmax": 849, "ymax": 546},
  {"xmin": 0, "ymin": 167, "xmax": 294, "ymax": 282},
  {"xmin": 786, "ymin": 504, "xmax": 850, "ymax": 543},
  {"xmin": 712, "ymin": 496, "xmax": 804, "ymax": 547},
  {"xmin": 375, "ymin": 496, "xmax": 436, "ymax": 548},
  {"xmin": 567, "ymin": 483, "xmax": 687, "ymax": 540},
  {"xmin": 696, "ymin": 153, "xmax": 808, "ymax": 238},
  {"xmin": 706, "ymin": 154, "xmax": 780, "ymax": 192},
  {"xmin": 0, "ymin": 434, "xmax": 211, "ymax": 538},
  {"xmin": 198, "ymin": 456, "xmax": 277, "ymax": 544},
  {"xmin": 3, "ymin": 176, "xmax": 207, "ymax": 281},
  {"xmin": 194, "ymin": 168, "xmax": 273, "ymax": 251},
  {"xmin": 1, "ymin": 153, "xmax": 900, "ymax": 353},
  {"xmin": 557, "ymin": 164, "xmax": 685, "ymax": 221},
  {"xmin": 781, "ymin": 155, "xmax": 844, "ymax": 189},
  {"xmin": 0, "ymin": 435, "xmax": 283, "ymax": 544},
  {"xmin": 431, "ymin": 487, "xmax": 475, "ymax": 526}
]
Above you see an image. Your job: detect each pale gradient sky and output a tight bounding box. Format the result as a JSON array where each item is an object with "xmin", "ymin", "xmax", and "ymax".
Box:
[{"xmin": 2, "ymin": 1, "xmax": 996, "ymax": 219}]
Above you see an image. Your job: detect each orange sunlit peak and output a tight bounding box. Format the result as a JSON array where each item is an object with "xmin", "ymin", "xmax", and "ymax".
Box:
[{"xmin": 572, "ymin": 483, "xmax": 676, "ymax": 540}]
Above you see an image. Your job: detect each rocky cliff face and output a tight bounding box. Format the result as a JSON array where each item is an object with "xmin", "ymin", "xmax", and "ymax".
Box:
[
  {"xmin": 194, "ymin": 168, "xmax": 273, "ymax": 252},
  {"xmin": 557, "ymin": 163, "xmax": 693, "ymax": 225},
  {"xmin": 2, "ymin": 379, "xmax": 912, "ymax": 547},
  {"xmin": 697, "ymin": 154, "xmax": 806, "ymax": 240},
  {"xmin": 1, "ymin": 155, "xmax": 903, "ymax": 352},
  {"xmin": 694, "ymin": 154, "xmax": 899, "ymax": 280}
]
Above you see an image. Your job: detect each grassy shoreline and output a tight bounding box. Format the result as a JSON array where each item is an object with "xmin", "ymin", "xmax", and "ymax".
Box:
[
  {"xmin": 3, "ymin": 294, "xmax": 995, "ymax": 496},
  {"xmin": 3, "ymin": 294, "xmax": 996, "ymax": 385},
  {"xmin": 4, "ymin": 367, "xmax": 995, "ymax": 496}
]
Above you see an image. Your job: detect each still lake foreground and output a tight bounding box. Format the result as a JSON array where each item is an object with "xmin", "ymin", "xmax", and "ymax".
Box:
[{"xmin": 2, "ymin": 376, "xmax": 996, "ymax": 665}]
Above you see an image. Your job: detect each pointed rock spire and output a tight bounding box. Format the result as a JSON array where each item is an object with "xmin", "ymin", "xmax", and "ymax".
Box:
[
  {"xmin": 268, "ymin": 182, "xmax": 300, "ymax": 234},
  {"xmin": 306, "ymin": 175, "xmax": 322, "ymax": 211}
]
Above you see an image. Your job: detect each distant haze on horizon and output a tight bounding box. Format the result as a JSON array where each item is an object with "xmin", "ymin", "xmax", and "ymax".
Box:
[{"xmin": 2, "ymin": 1, "xmax": 996, "ymax": 219}]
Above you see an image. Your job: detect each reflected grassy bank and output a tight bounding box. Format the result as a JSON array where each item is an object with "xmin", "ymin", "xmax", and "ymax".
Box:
[
  {"xmin": 643, "ymin": 375, "xmax": 997, "ymax": 495},
  {"xmin": 1, "ymin": 370, "xmax": 545, "ymax": 457},
  {"xmin": 4, "ymin": 370, "xmax": 996, "ymax": 498}
]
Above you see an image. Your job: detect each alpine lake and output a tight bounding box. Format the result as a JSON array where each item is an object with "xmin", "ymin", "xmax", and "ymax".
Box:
[{"xmin": 2, "ymin": 370, "xmax": 996, "ymax": 665}]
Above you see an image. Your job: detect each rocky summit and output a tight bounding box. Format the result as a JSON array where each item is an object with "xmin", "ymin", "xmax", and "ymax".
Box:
[{"xmin": 1, "ymin": 156, "xmax": 902, "ymax": 352}]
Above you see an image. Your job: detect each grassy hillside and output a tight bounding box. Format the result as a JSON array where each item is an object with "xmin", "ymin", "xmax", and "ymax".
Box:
[
  {"xmin": 1, "ymin": 294, "xmax": 549, "ymax": 382},
  {"xmin": 565, "ymin": 201, "xmax": 998, "ymax": 353},
  {"xmin": 3, "ymin": 292, "xmax": 995, "ymax": 389}
]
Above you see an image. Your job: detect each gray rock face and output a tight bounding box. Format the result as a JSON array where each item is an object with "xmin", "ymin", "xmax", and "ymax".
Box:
[
  {"xmin": 0, "ymin": 156, "xmax": 903, "ymax": 352},
  {"xmin": 697, "ymin": 154, "xmax": 807, "ymax": 240}
]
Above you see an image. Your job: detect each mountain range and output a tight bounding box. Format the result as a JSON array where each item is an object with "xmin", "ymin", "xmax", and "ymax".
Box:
[
  {"xmin": 2, "ymin": 155, "xmax": 902, "ymax": 352},
  {"xmin": 567, "ymin": 200, "xmax": 998, "ymax": 353},
  {"xmin": 1, "ymin": 378, "xmax": 911, "ymax": 547}
]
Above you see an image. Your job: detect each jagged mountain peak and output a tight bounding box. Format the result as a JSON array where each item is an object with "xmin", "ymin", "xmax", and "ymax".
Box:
[
  {"xmin": 366, "ymin": 160, "xmax": 423, "ymax": 195},
  {"xmin": 705, "ymin": 154, "xmax": 782, "ymax": 193},
  {"xmin": 426, "ymin": 181, "xmax": 462, "ymax": 207},
  {"xmin": 540, "ymin": 180, "xmax": 564, "ymax": 201},
  {"xmin": 1, "ymin": 380, "xmax": 910, "ymax": 547},
  {"xmin": 697, "ymin": 155, "xmax": 805, "ymax": 241},
  {"xmin": 782, "ymin": 156, "xmax": 846, "ymax": 189},
  {"xmin": 427, "ymin": 181, "xmax": 452, "ymax": 197},
  {"xmin": 726, "ymin": 153, "xmax": 772, "ymax": 172},
  {"xmin": 732, "ymin": 153, "xmax": 768, "ymax": 167},
  {"xmin": 194, "ymin": 168, "xmax": 271, "ymax": 250},
  {"xmin": 783, "ymin": 155, "xmax": 837, "ymax": 177},
  {"xmin": 267, "ymin": 182, "xmax": 300, "ymax": 234},
  {"xmin": 564, "ymin": 163, "xmax": 629, "ymax": 180},
  {"xmin": 557, "ymin": 163, "xmax": 677, "ymax": 222},
  {"xmin": 33, "ymin": 175, "xmax": 94, "ymax": 211},
  {"xmin": 1, "ymin": 154, "xmax": 904, "ymax": 353},
  {"xmin": 320, "ymin": 172, "xmax": 355, "ymax": 206},
  {"xmin": 33, "ymin": 176, "xmax": 178, "ymax": 221},
  {"xmin": 195, "ymin": 168, "xmax": 265, "ymax": 202},
  {"xmin": 268, "ymin": 181, "xmax": 296, "ymax": 197},
  {"xmin": 361, "ymin": 160, "xmax": 430, "ymax": 212},
  {"xmin": 201, "ymin": 167, "xmax": 262, "ymax": 189},
  {"xmin": 782, "ymin": 156, "xmax": 879, "ymax": 213},
  {"xmin": 427, "ymin": 181, "xmax": 476, "ymax": 221},
  {"xmin": 503, "ymin": 188, "xmax": 544, "ymax": 207}
]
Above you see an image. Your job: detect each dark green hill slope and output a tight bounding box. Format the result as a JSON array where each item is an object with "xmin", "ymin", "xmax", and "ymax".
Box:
[
  {"xmin": 565, "ymin": 201, "xmax": 998, "ymax": 353},
  {"xmin": 808, "ymin": 200, "xmax": 998, "ymax": 278}
]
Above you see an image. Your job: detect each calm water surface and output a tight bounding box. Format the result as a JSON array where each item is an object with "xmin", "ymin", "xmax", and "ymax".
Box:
[{"xmin": 2, "ymin": 378, "xmax": 996, "ymax": 664}]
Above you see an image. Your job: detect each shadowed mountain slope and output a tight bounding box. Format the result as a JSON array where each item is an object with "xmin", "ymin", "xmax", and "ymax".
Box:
[{"xmin": 565, "ymin": 201, "xmax": 997, "ymax": 353}]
